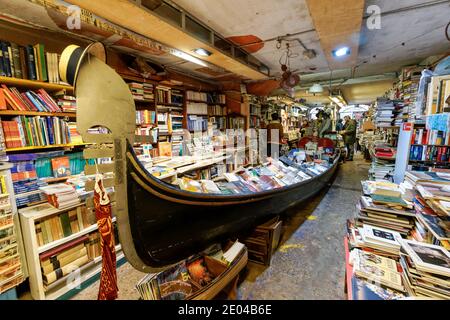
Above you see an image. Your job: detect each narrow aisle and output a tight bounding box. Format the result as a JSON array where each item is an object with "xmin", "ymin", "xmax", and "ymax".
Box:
[{"xmin": 238, "ymin": 155, "xmax": 369, "ymax": 300}]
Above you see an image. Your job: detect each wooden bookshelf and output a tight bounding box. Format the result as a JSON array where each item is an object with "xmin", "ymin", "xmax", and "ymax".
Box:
[
  {"xmin": 0, "ymin": 110, "xmax": 76, "ymax": 118},
  {"xmin": 0, "ymin": 76, "xmax": 73, "ymax": 93},
  {"xmin": 186, "ymin": 99, "xmax": 226, "ymax": 105},
  {"xmin": 6, "ymin": 143, "xmax": 88, "ymax": 152}
]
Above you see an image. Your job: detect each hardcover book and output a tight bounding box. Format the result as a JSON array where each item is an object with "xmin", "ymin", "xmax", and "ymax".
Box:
[{"xmin": 51, "ymin": 156, "xmax": 71, "ymax": 177}]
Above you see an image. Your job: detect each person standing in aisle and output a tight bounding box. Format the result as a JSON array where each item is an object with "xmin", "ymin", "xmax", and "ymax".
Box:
[
  {"xmin": 319, "ymin": 110, "xmax": 332, "ymax": 137},
  {"xmin": 340, "ymin": 115, "xmax": 357, "ymax": 161},
  {"xmin": 267, "ymin": 112, "xmax": 284, "ymax": 159}
]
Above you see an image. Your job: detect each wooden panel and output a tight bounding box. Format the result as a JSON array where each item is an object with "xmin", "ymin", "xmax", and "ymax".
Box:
[
  {"xmin": 83, "ymin": 147, "xmax": 115, "ymax": 159},
  {"xmin": 66, "ymin": 0, "xmax": 266, "ymax": 80},
  {"xmin": 306, "ymin": 0, "xmax": 364, "ymax": 69},
  {"xmin": 84, "ymin": 163, "xmax": 115, "ymax": 175}
]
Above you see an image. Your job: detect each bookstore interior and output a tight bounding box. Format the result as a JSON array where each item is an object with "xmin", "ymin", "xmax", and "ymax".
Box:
[{"xmin": 0, "ymin": 0, "xmax": 449, "ymax": 302}]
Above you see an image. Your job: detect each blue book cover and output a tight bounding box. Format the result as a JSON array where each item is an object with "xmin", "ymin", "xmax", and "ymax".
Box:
[
  {"xmin": 29, "ymin": 91, "xmax": 50, "ymax": 112},
  {"xmin": 25, "ymin": 45, "xmax": 37, "ymax": 80},
  {"xmin": 45, "ymin": 117, "xmax": 54, "ymax": 145},
  {"xmin": 25, "ymin": 92, "xmax": 43, "ymax": 112}
]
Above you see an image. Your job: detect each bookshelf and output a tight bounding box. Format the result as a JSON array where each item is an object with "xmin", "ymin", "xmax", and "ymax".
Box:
[
  {"xmin": 19, "ymin": 202, "xmax": 124, "ymax": 300},
  {"xmin": 0, "ymin": 163, "xmax": 27, "ymax": 295},
  {"xmin": 6, "ymin": 143, "xmax": 88, "ymax": 152},
  {"xmin": 0, "ymin": 76, "xmax": 73, "ymax": 93}
]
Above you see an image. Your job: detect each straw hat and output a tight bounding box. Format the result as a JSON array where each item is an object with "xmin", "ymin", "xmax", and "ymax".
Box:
[{"xmin": 59, "ymin": 42, "xmax": 106, "ymax": 90}]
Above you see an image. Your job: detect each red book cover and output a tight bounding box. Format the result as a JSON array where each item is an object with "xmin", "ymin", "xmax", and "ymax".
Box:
[
  {"xmin": 5, "ymin": 86, "xmax": 27, "ymax": 111},
  {"xmin": 410, "ymin": 129, "xmax": 416, "ymax": 145},
  {"xmin": 422, "ymin": 129, "xmax": 429, "ymax": 145},
  {"xmin": 1, "ymin": 85, "xmax": 21, "ymax": 111},
  {"xmin": 0, "ymin": 89, "xmax": 7, "ymax": 110},
  {"xmin": 10, "ymin": 87, "xmax": 31, "ymax": 111},
  {"xmin": 21, "ymin": 92, "xmax": 39, "ymax": 111}
]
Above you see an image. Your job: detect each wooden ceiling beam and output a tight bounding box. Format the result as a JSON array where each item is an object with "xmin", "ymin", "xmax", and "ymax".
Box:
[
  {"xmin": 306, "ymin": 0, "xmax": 365, "ymax": 70},
  {"xmin": 65, "ymin": 0, "xmax": 266, "ymax": 80}
]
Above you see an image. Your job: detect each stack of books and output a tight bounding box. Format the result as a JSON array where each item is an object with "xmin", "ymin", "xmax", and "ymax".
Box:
[
  {"xmin": 1, "ymin": 85, "xmax": 63, "ymax": 112},
  {"xmin": 186, "ymin": 91, "xmax": 207, "ymax": 102},
  {"xmin": 399, "ymin": 240, "xmax": 450, "ymax": 298},
  {"xmin": 7, "ymin": 153, "xmax": 47, "ymax": 207},
  {"xmin": 54, "ymin": 93, "xmax": 76, "ymax": 113},
  {"xmin": 39, "ymin": 236, "xmax": 90, "ymax": 289},
  {"xmin": 39, "ymin": 183, "xmax": 81, "ymax": 209},
  {"xmin": 0, "ymin": 41, "xmax": 61, "ymax": 83},
  {"xmin": 156, "ymin": 86, "xmax": 171, "ymax": 104},
  {"xmin": 187, "ymin": 115, "xmax": 208, "ymax": 132},
  {"xmin": 128, "ymin": 82, "xmax": 154, "ymax": 102}
]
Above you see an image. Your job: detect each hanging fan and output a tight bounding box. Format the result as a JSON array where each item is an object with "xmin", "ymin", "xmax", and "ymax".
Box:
[{"xmin": 279, "ymin": 44, "xmax": 300, "ymax": 93}]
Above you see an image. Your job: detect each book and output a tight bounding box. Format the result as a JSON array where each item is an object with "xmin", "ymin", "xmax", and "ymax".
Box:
[
  {"xmin": 155, "ymin": 261, "xmax": 192, "ymax": 300},
  {"xmin": 42, "ymin": 254, "xmax": 89, "ymax": 285},
  {"xmin": 399, "ymin": 239, "xmax": 450, "ymax": 277},
  {"xmin": 51, "ymin": 156, "xmax": 71, "ymax": 177}
]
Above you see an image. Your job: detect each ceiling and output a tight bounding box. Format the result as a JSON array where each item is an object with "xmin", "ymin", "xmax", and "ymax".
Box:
[
  {"xmin": 171, "ymin": 0, "xmax": 450, "ymax": 82},
  {"xmin": 1, "ymin": 0, "xmax": 449, "ymax": 104}
]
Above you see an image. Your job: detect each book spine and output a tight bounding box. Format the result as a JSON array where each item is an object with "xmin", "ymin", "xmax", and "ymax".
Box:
[
  {"xmin": 25, "ymin": 45, "xmax": 37, "ymax": 80},
  {"xmin": 0, "ymin": 42, "xmax": 5, "ymax": 77},
  {"xmin": 1, "ymin": 42, "xmax": 12, "ymax": 77},
  {"xmin": 18, "ymin": 46, "xmax": 28, "ymax": 80},
  {"xmin": 7, "ymin": 45, "xmax": 15, "ymax": 78},
  {"xmin": 33, "ymin": 46, "xmax": 40, "ymax": 81},
  {"xmin": 38, "ymin": 44, "xmax": 47, "ymax": 82},
  {"xmin": 10, "ymin": 43, "xmax": 22, "ymax": 79}
]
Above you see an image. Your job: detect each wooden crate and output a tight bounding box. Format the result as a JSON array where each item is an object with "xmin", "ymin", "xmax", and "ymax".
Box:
[{"xmin": 242, "ymin": 216, "xmax": 282, "ymax": 266}]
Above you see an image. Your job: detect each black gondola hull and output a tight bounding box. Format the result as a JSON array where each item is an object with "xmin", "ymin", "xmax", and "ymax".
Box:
[{"xmin": 126, "ymin": 146, "xmax": 339, "ymax": 268}]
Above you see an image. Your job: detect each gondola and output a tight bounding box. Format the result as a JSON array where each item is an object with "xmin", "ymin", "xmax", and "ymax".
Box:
[{"xmin": 59, "ymin": 43, "xmax": 340, "ymax": 273}]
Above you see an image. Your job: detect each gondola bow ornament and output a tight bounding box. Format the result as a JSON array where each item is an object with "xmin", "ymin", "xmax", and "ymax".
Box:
[{"xmin": 94, "ymin": 172, "xmax": 118, "ymax": 300}]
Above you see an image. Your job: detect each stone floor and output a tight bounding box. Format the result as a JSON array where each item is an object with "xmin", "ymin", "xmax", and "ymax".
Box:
[{"xmin": 70, "ymin": 154, "xmax": 369, "ymax": 300}]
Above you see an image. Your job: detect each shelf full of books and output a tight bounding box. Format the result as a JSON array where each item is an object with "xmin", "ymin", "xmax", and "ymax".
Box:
[
  {"xmin": 186, "ymin": 91, "xmax": 226, "ymax": 105},
  {"xmin": 0, "ymin": 41, "xmax": 62, "ymax": 84}
]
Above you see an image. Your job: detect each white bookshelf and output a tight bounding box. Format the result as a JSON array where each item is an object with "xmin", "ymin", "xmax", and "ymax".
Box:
[{"xmin": 19, "ymin": 202, "xmax": 123, "ymax": 300}]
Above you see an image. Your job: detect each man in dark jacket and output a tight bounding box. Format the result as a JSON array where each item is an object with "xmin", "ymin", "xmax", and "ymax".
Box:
[{"xmin": 340, "ymin": 116, "xmax": 357, "ymax": 161}]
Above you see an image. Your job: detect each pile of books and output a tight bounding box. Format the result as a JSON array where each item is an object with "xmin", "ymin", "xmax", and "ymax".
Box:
[
  {"xmin": 399, "ymin": 240, "xmax": 450, "ymax": 298},
  {"xmin": 156, "ymin": 86, "xmax": 171, "ymax": 104},
  {"xmin": 0, "ymin": 41, "xmax": 60, "ymax": 83},
  {"xmin": 39, "ymin": 183, "xmax": 81, "ymax": 209},
  {"xmin": 33, "ymin": 204, "xmax": 95, "ymax": 246},
  {"xmin": 374, "ymin": 98, "xmax": 406, "ymax": 128},
  {"xmin": 346, "ymin": 174, "xmax": 450, "ymax": 300},
  {"xmin": 136, "ymin": 241, "xmax": 244, "ymax": 300},
  {"xmin": 1, "ymin": 85, "xmax": 64, "ymax": 112},
  {"xmin": 208, "ymin": 105, "xmax": 226, "ymax": 116},
  {"xmin": 39, "ymin": 235, "xmax": 94, "ymax": 289},
  {"xmin": 7, "ymin": 153, "xmax": 47, "ymax": 207},
  {"xmin": 128, "ymin": 82, "xmax": 154, "ymax": 101},
  {"xmin": 55, "ymin": 93, "xmax": 76, "ymax": 113},
  {"xmin": 176, "ymin": 157, "xmax": 330, "ymax": 195}
]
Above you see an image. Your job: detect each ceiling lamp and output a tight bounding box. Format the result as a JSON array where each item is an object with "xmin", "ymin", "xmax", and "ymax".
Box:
[
  {"xmin": 193, "ymin": 48, "xmax": 212, "ymax": 57},
  {"xmin": 309, "ymin": 83, "xmax": 324, "ymax": 95},
  {"xmin": 170, "ymin": 49, "xmax": 208, "ymax": 67},
  {"xmin": 332, "ymin": 47, "xmax": 351, "ymax": 58}
]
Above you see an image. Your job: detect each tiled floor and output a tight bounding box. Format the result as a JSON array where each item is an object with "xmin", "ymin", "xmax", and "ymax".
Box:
[{"xmin": 70, "ymin": 155, "xmax": 369, "ymax": 300}]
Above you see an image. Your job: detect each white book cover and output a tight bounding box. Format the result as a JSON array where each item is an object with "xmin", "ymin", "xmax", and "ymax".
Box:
[
  {"xmin": 363, "ymin": 224, "xmax": 402, "ymax": 248},
  {"xmin": 399, "ymin": 239, "xmax": 450, "ymax": 277}
]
